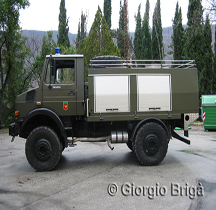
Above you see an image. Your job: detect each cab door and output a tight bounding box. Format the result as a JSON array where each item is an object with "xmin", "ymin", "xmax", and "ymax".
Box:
[{"xmin": 43, "ymin": 58, "xmax": 77, "ymax": 116}]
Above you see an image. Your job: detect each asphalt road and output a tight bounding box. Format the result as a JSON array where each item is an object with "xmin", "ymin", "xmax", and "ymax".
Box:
[{"xmin": 0, "ymin": 125, "xmax": 216, "ymax": 210}]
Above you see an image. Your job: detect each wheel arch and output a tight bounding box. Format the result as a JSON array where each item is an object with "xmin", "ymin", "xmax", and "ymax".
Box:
[
  {"xmin": 20, "ymin": 108, "xmax": 67, "ymax": 147},
  {"xmin": 131, "ymin": 117, "xmax": 170, "ymax": 142}
]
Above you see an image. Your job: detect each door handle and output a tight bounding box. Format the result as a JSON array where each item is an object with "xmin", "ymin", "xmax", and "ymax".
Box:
[{"xmin": 68, "ymin": 91, "xmax": 76, "ymax": 96}]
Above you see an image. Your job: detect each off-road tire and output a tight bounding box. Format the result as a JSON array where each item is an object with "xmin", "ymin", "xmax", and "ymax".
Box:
[
  {"xmin": 25, "ymin": 126, "xmax": 61, "ymax": 171},
  {"xmin": 133, "ymin": 122, "xmax": 168, "ymax": 166}
]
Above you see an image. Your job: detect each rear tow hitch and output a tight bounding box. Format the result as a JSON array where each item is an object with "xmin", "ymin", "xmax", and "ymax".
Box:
[{"xmin": 11, "ymin": 136, "xmax": 16, "ymax": 142}]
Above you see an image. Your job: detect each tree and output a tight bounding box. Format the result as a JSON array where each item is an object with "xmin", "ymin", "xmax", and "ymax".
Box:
[
  {"xmin": 61, "ymin": 45, "xmax": 76, "ymax": 55},
  {"xmin": 134, "ymin": 4, "xmax": 142, "ymax": 59},
  {"xmin": 77, "ymin": 6, "xmax": 120, "ymax": 81},
  {"xmin": 205, "ymin": 0, "xmax": 216, "ymax": 20},
  {"xmin": 103, "ymin": 0, "xmax": 112, "ymax": 29},
  {"xmin": 214, "ymin": 24, "xmax": 216, "ymax": 93},
  {"xmin": 123, "ymin": 0, "xmax": 130, "ymax": 59},
  {"xmin": 171, "ymin": 2, "xmax": 185, "ymax": 60},
  {"xmin": 80, "ymin": 12, "xmax": 87, "ymax": 42},
  {"xmin": 206, "ymin": 0, "xmax": 216, "ymax": 11},
  {"xmin": 57, "ymin": 0, "xmax": 70, "ymax": 49},
  {"xmin": 142, "ymin": 0, "xmax": 152, "ymax": 59},
  {"xmin": 184, "ymin": 0, "xmax": 205, "ymax": 94},
  {"xmin": 76, "ymin": 22, "xmax": 81, "ymax": 48},
  {"xmin": 76, "ymin": 12, "xmax": 87, "ymax": 48},
  {"xmin": 184, "ymin": 0, "xmax": 214, "ymax": 95},
  {"xmin": 201, "ymin": 15, "xmax": 213, "ymax": 94},
  {"xmin": 187, "ymin": 0, "xmax": 203, "ymax": 28},
  {"xmin": 32, "ymin": 31, "xmax": 57, "ymax": 84},
  {"xmin": 0, "ymin": 0, "xmax": 30, "ymax": 128},
  {"xmin": 117, "ymin": 0, "xmax": 124, "ymax": 57},
  {"xmin": 152, "ymin": 0, "xmax": 163, "ymax": 60},
  {"xmin": 185, "ymin": 0, "xmax": 204, "ymax": 55}
]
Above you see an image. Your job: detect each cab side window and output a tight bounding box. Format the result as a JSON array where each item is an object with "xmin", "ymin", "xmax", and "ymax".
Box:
[
  {"xmin": 56, "ymin": 68, "xmax": 74, "ymax": 84},
  {"xmin": 45, "ymin": 59, "xmax": 75, "ymax": 84}
]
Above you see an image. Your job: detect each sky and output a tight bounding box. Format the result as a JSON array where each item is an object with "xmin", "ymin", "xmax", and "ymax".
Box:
[{"xmin": 19, "ymin": 0, "xmax": 209, "ymax": 34}]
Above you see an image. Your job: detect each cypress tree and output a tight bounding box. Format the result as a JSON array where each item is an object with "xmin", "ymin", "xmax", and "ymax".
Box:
[
  {"xmin": 77, "ymin": 6, "xmax": 120, "ymax": 81},
  {"xmin": 142, "ymin": 0, "xmax": 152, "ymax": 59},
  {"xmin": 213, "ymin": 25, "xmax": 216, "ymax": 93},
  {"xmin": 152, "ymin": 0, "xmax": 163, "ymax": 60},
  {"xmin": 171, "ymin": 2, "xmax": 185, "ymax": 60},
  {"xmin": 185, "ymin": 0, "xmax": 203, "ymax": 55},
  {"xmin": 187, "ymin": 0, "xmax": 203, "ymax": 27},
  {"xmin": 201, "ymin": 15, "xmax": 213, "ymax": 95},
  {"xmin": 117, "ymin": 0, "xmax": 124, "ymax": 57},
  {"xmin": 76, "ymin": 21, "xmax": 81, "ymax": 48},
  {"xmin": 81, "ymin": 12, "xmax": 87, "ymax": 41},
  {"xmin": 103, "ymin": 0, "xmax": 112, "ymax": 29},
  {"xmin": 119, "ymin": 0, "xmax": 124, "ymax": 31},
  {"xmin": 184, "ymin": 0, "xmax": 205, "ymax": 95},
  {"xmin": 57, "ymin": 0, "xmax": 70, "ymax": 49},
  {"xmin": 123, "ymin": 0, "xmax": 130, "ymax": 60},
  {"xmin": 76, "ymin": 12, "xmax": 87, "ymax": 48},
  {"xmin": 134, "ymin": 4, "xmax": 142, "ymax": 59}
]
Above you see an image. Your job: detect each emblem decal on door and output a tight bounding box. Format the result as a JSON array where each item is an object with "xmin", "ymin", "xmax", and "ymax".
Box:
[{"xmin": 63, "ymin": 101, "xmax": 68, "ymax": 111}]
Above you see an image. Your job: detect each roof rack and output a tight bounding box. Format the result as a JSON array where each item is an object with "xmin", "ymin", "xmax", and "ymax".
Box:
[{"xmin": 89, "ymin": 59, "xmax": 196, "ymax": 69}]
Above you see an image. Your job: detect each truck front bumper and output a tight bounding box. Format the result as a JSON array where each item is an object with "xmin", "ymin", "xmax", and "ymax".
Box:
[{"xmin": 9, "ymin": 122, "xmax": 20, "ymax": 137}]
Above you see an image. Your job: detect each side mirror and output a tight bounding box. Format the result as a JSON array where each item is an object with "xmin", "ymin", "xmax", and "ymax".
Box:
[
  {"xmin": 49, "ymin": 55, "xmax": 56, "ymax": 87},
  {"xmin": 51, "ymin": 59, "xmax": 55, "ymax": 76}
]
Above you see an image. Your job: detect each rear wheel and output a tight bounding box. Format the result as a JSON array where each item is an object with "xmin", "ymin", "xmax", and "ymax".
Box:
[
  {"xmin": 133, "ymin": 122, "xmax": 168, "ymax": 166},
  {"xmin": 25, "ymin": 126, "xmax": 61, "ymax": 171}
]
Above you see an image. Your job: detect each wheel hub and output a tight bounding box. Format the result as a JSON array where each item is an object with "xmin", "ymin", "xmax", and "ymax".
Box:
[
  {"xmin": 143, "ymin": 134, "xmax": 160, "ymax": 156},
  {"xmin": 35, "ymin": 139, "xmax": 52, "ymax": 161}
]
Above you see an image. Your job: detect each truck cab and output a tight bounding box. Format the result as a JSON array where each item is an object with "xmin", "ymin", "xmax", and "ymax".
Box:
[{"xmin": 14, "ymin": 54, "xmax": 85, "ymax": 118}]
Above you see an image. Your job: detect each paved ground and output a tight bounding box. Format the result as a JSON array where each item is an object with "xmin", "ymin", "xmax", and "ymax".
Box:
[{"xmin": 0, "ymin": 125, "xmax": 216, "ymax": 210}]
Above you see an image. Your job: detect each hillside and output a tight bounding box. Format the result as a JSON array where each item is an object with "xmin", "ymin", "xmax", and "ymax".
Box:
[
  {"xmin": 129, "ymin": 27, "xmax": 173, "ymax": 60},
  {"xmin": 26, "ymin": 26, "xmax": 216, "ymax": 60},
  {"xmin": 21, "ymin": 24, "xmax": 216, "ymax": 60},
  {"xmin": 22, "ymin": 28, "xmax": 173, "ymax": 59},
  {"xmin": 22, "ymin": 30, "xmax": 77, "ymax": 46},
  {"xmin": 22, "ymin": 29, "xmax": 173, "ymax": 59}
]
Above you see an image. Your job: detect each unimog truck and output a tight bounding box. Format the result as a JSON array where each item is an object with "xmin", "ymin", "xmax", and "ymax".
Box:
[{"xmin": 9, "ymin": 50, "xmax": 199, "ymax": 171}]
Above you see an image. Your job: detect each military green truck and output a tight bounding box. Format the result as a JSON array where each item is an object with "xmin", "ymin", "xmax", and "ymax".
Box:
[{"xmin": 9, "ymin": 50, "xmax": 199, "ymax": 171}]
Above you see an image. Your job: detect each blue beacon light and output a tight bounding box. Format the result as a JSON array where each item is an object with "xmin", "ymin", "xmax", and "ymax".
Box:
[{"xmin": 55, "ymin": 47, "xmax": 60, "ymax": 54}]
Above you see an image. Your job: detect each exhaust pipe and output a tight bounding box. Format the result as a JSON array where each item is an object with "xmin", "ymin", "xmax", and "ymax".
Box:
[
  {"xmin": 68, "ymin": 131, "xmax": 128, "ymax": 150},
  {"xmin": 71, "ymin": 137, "xmax": 107, "ymax": 143}
]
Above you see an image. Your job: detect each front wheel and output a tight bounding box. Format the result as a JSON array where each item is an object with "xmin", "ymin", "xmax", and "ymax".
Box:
[
  {"xmin": 25, "ymin": 126, "xmax": 62, "ymax": 171},
  {"xmin": 133, "ymin": 122, "xmax": 168, "ymax": 166}
]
